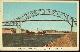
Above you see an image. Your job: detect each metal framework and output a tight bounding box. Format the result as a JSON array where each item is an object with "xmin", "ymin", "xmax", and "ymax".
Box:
[{"xmin": 2, "ymin": 9, "xmax": 77, "ymax": 31}]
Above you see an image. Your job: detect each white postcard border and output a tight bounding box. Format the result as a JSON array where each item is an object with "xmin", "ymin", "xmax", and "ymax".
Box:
[{"xmin": 0, "ymin": 0, "xmax": 79, "ymax": 51}]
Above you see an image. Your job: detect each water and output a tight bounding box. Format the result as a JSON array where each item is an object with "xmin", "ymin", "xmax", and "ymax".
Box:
[{"xmin": 2, "ymin": 34, "xmax": 64, "ymax": 47}]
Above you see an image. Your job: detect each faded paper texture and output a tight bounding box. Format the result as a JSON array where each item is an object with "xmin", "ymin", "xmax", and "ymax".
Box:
[
  {"xmin": 3, "ymin": 0, "xmax": 79, "ymax": 2},
  {"xmin": 0, "ymin": 1, "xmax": 79, "ymax": 51},
  {"xmin": 0, "ymin": 0, "xmax": 3, "ymax": 47}
]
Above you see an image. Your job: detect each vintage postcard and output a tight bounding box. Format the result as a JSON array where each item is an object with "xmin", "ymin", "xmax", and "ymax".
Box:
[{"xmin": 0, "ymin": 0, "xmax": 79, "ymax": 51}]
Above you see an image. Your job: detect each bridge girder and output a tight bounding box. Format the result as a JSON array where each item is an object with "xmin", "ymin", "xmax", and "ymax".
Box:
[{"xmin": 2, "ymin": 9, "xmax": 77, "ymax": 31}]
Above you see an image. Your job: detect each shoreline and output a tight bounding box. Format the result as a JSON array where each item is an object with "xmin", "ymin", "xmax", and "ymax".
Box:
[{"xmin": 43, "ymin": 32, "xmax": 77, "ymax": 47}]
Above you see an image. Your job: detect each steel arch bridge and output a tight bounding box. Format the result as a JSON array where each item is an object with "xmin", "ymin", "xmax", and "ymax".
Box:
[{"xmin": 2, "ymin": 9, "xmax": 77, "ymax": 31}]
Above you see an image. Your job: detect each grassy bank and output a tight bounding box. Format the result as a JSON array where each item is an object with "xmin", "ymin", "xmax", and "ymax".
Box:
[{"xmin": 43, "ymin": 32, "xmax": 77, "ymax": 47}]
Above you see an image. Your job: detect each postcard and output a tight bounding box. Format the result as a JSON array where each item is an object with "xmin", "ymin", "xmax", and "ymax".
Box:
[{"xmin": 0, "ymin": 0, "xmax": 79, "ymax": 51}]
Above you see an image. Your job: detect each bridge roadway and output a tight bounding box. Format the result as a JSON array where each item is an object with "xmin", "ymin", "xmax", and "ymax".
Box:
[
  {"xmin": 2, "ymin": 19, "xmax": 77, "ymax": 23},
  {"xmin": 2, "ymin": 19, "xmax": 77, "ymax": 26}
]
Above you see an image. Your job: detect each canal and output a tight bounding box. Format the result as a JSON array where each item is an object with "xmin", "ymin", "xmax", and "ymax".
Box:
[{"xmin": 2, "ymin": 34, "xmax": 65, "ymax": 47}]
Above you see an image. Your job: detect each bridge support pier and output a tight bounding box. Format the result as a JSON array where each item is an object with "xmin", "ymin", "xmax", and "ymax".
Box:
[
  {"xmin": 16, "ymin": 22, "xmax": 22, "ymax": 33},
  {"xmin": 71, "ymin": 17, "xmax": 74, "ymax": 32}
]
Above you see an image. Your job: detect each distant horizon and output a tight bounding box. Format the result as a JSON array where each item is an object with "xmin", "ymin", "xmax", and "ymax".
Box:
[{"xmin": 2, "ymin": 27, "xmax": 76, "ymax": 32}]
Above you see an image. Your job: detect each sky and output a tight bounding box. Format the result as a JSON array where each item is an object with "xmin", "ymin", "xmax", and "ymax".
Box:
[{"xmin": 3, "ymin": 2, "xmax": 77, "ymax": 32}]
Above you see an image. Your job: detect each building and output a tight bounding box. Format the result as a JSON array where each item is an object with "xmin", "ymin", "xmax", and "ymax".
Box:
[
  {"xmin": 2, "ymin": 28, "xmax": 29, "ymax": 34},
  {"xmin": 42, "ymin": 30, "xmax": 66, "ymax": 35},
  {"xmin": 16, "ymin": 28, "xmax": 22, "ymax": 33},
  {"xmin": 2, "ymin": 28, "xmax": 16, "ymax": 34},
  {"xmin": 43, "ymin": 30, "xmax": 56, "ymax": 34}
]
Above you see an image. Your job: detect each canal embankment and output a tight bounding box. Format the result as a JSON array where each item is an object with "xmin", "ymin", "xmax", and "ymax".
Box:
[{"xmin": 43, "ymin": 32, "xmax": 77, "ymax": 47}]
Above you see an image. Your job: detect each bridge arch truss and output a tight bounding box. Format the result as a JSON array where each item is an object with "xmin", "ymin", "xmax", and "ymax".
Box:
[{"xmin": 2, "ymin": 9, "xmax": 77, "ymax": 31}]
